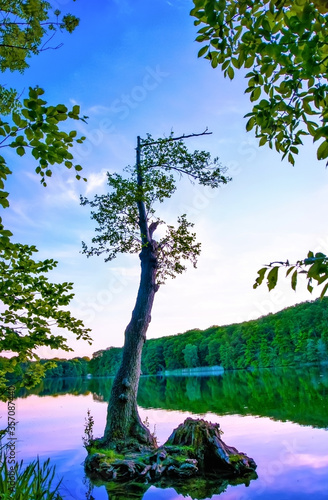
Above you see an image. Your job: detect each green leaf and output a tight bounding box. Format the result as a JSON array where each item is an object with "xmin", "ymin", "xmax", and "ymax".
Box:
[
  {"xmin": 56, "ymin": 113, "xmax": 68, "ymax": 122},
  {"xmin": 56, "ymin": 104, "xmax": 68, "ymax": 113},
  {"xmin": 245, "ymin": 56, "xmax": 255, "ymax": 68},
  {"xmin": 288, "ymin": 152, "xmax": 295, "ymax": 165},
  {"xmin": 317, "ymin": 140, "xmax": 328, "ymax": 160},
  {"xmin": 198, "ymin": 45, "xmax": 209, "ymax": 57},
  {"xmin": 246, "ymin": 117, "xmax": 255, "ymax": 131},
  {"xmin": 291, "ymin": 269, "xmax": 298, "ymax": 290},
  {"xmin": 0, "ymin": 191, "xmax": 10, "ymax": 208},
  {"xmin": 250, "ymin": 87, "xmax": 261, "ymax": 102},
  {"xmin": 25, "ymin": 128, "xmax": 34, "ymax": 141},
  {"xmin": 16, "ymin": 146, "xmax": 25, "ymax": 157},
  {"xmin": 12, "ymin": 112, "xmax": 22, "ymax": 127},
  {"xmin": 286, "ymin": 266, "xmax": 295, "ymax": 277},
  {"xmin": 267, "ymin": 266, "xmax": 279, "ymax": 291},
  {"xmin": 231, "ymin": 57, "xmax": 240, "ymax": 69},
  {"xmin": 227, "ymin": 66, "xmax": 235, "ymax": 80},
  {"xmin": 253, "ymin": 266, "xmax": 268, "ymax": 288}
]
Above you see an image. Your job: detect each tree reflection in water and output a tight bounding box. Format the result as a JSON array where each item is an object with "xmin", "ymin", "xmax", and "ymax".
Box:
[{"xmin": 85, "ymin": 470, "xmax": 257, "ymax": 500}]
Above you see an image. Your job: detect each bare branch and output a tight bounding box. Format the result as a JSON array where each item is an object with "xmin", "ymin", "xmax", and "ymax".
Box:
[{"xmin": 140, "ymin": 129, "xmax": 212, "ymax": 148}]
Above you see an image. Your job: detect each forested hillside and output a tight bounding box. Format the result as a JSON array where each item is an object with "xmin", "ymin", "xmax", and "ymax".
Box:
[
  {"xmin": 5, "ymin": 298, "xmax": 326, "ymax": 382},
  {"xmin": 90, "ymin": 298, "xmax": 328, "ymax": 376},
  {"xmin": 0, "ymin": 357, "xmax": 90, "ymax": 384}
]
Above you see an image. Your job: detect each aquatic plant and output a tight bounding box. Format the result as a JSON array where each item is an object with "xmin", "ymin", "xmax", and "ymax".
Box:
[{"xmin": 0, "ymin": 453, "xmax": 63, "ymax": 499}]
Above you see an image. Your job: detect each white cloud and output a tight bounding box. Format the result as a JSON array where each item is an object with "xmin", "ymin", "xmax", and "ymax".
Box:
[{"xmin": 85, "ymin": 170, "xmax": 108, "ymax": 194}]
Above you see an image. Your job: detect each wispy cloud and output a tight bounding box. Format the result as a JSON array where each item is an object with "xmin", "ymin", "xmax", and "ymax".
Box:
[{"xmin": 85, "ymin": 170, "xmax": 108, "ymax": 194}]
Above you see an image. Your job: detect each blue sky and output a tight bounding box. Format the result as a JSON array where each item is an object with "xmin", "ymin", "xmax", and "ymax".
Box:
[{"xmin": 3, "ymin": 0, "xmax": 328, "ymax": 358}]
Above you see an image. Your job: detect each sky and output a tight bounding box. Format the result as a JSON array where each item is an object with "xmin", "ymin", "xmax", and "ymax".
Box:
[{"xmin": 3, "ymin": 0, "xmax": 328, "ymax": 358}]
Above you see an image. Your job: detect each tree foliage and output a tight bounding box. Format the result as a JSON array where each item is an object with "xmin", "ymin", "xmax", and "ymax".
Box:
[
  {"xmin": 0, "ymin": 0, "xmax": 79, "ymax": 73},
  {"xmin": 191, "ymin": 0, "xmax": 328, "ymax": 164},
  {"xmin": 81, "ymin": 132, "xmax": 230, "ymax": 285},
  {"xmin": 0, "ymin": 0, "xmax": 86, "ymax": 240},
  {"xmin": 0, "ymin": 244, "xmax": 92, "ymax": 393},
  {"xmin": 254, "ymin": 251, "xmax": 328, "ymax": 297},
  {"xmin": 0, "ymin": 87, "xmax": 87, "ymax": 231},
  {"xmin": 0, "ymin": 0, "xmax": 79, "ymax": 134},
  {"xmin": 0, "ymin": 1, "xmax": 91, "ymax": 392},
  {"xmin": 183, "ymin": 343, "xmax": 201, "ymax": 368},
  {"xmin": 191, "ymin": 0, "xmax": 328, "ymax": 296},
  {"xmin": 0, "ymin": 0, "xmax": 79, "ymax": 114},
  {"xmin": 89, "ymin": 348, "xmax": 122, "ymax": 377},
  {"xmin": 0, "ymin": 356, "xmax": 90, "ymax": 382}
]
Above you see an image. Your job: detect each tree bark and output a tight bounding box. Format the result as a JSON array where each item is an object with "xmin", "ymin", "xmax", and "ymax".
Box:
[
  {"xmin": 102, "ymin": 241, "xmax": 158, "ymax": 449},
  {"xmin": 100, "ymin": 136, "xmax": 159, "ymax": 449}
]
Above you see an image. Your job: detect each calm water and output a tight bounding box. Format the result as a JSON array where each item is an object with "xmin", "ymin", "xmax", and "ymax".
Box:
[{"xmin": 1, "ymin": 366, "xmax": 328, "ymax": 499}]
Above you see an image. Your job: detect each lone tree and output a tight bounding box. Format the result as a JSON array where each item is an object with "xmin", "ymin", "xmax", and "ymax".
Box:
[{"xmin": 81, "ymin": 131, "xmax": 230, "ymax": 448}]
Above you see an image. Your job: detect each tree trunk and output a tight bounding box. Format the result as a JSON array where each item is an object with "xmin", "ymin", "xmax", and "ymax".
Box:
[{"xmin": 102, "ymin": 242, "xmax": 158, "ymax": 449}]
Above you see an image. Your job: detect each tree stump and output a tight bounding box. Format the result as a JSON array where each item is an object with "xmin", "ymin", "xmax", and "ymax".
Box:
[{"xmin": 164, "ymin": 417, "xmax": 256, "ymax": 475}]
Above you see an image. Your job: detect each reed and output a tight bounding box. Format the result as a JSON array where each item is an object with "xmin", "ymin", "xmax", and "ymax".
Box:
[{"xmin": 0, "ymin": 453, "xmax": 63, "ymax": 499}]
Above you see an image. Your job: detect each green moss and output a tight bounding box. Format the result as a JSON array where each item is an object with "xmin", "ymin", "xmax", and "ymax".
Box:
[
  {"xmin": 179, "ymin": 446, "xmax": 196, "ymax": 459},
  {"xmin": 89, "ymin": 447, "xmax": 124, "ymax": 462},
  {"xmin": 228, "ymin": 453, "xmax": 244, "ymax": 463},
  {"xmin": 165, "ymin": 444, "xmax": 195, "ymax": 454}
]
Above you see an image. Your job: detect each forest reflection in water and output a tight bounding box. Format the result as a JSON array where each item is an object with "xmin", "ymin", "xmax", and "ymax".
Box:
[
  {"xmin": 14, "ymin": 365, "xmax": 328, "ymax": 500},
  {"xmin": 20, "ymin": 365, "xmax": 328, "ymax": 429}
]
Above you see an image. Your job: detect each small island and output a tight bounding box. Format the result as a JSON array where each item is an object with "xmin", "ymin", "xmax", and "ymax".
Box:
[{"xmin": 85, "ymin": 418, "xmax": 256, "ymax": 493}]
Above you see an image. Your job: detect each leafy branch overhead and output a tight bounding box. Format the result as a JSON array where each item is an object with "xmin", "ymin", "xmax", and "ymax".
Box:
[
  {"xmin": 81, "ymin": 132, "xmax": 231, "ymax": 285},
  {"xmin": 0, "ymin": 1, "xmax": 91, "ymax": 391},
  {"xmin": 191, "ymin": 0, "xmax": 328, "ymax": 164},
  {"xmin": 254, "ymin": 251, "xmax": 328, "ymax": 297},
  {"xmin": 0, "ymin": 0, "xmax": 79, "ymax": 74},
  {"xmin": 0, "ymin": 86, "xmax": 88, "ymax": 244},
  {"xmin": 0, "ymin": 243, "xmax": 92, "ymax": 393},
  {"xmin": 0, "ymin": 86, "xmax": 87, "ymax": 196},
  {"xmin": 0, "ymin": 0, "xmax": 80, "ymax": 115},
  {"xmin": 0, "ymin": 2, "xmax": 88, "ymax": 241}
]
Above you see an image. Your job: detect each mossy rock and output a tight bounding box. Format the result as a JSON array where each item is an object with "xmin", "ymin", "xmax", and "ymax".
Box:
[{"xmin": 85, "ymin": 417, "xmax": 257, "ymax": 487}]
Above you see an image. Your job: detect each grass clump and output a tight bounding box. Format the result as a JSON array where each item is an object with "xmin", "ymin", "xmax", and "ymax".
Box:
[{"xmin": 0, "ymin": 454, "xmax": 63, "ymax": 499}]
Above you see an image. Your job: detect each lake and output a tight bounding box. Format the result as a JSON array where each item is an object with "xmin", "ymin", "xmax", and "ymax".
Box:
[{"xmin": 2, "ymin": 366, "xmax": 328, "ymax": 499}]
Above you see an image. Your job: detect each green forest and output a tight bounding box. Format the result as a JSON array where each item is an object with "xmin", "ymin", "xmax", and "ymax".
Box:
[
  {"xmin": 2, "ymin": 297, "xmax": 327, "ymax": 384},
  {"xmin": 90, "ymin": 298, "xmax": 328, "ymax": 376},
  {"xmin": 0, "ymin": 357, "xmax": 90, "ymax": 384}
]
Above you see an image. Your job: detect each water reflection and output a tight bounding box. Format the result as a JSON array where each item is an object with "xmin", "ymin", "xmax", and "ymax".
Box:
[
  {"xmin": 13, "ymin": 366, "xmax": 328, "ymax": 500},
  {"xmin": 138, "ymin": 366, "xmax": 328, "ymax": 428},
  {"xmin": 89, "ymin": 472, "xmax": 257, "ymax": 500},
  {"xmin": 22, "ymin": 365, "xmax": 327, "ymax": 429}
]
